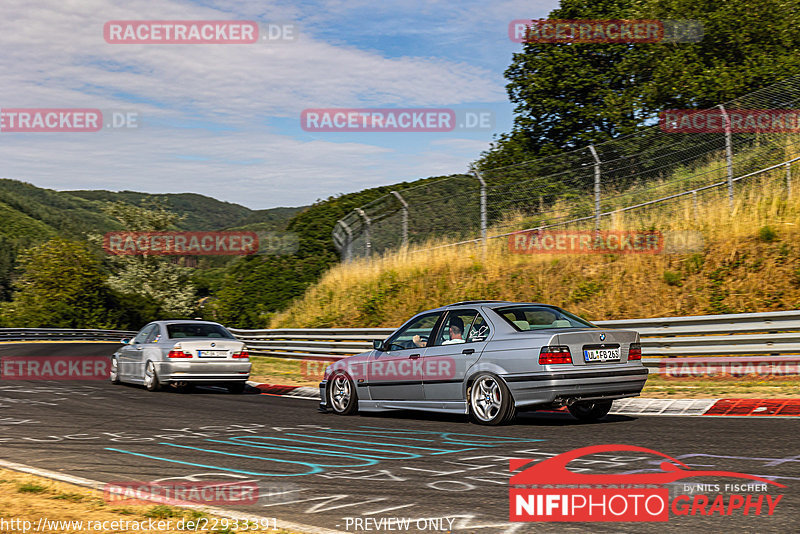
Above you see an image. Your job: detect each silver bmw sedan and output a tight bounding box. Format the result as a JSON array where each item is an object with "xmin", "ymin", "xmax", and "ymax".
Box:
[
  {"xmin": 111, "ymin": 320, "xmax": 250, "ymax": 393},
  {"xmin": 319, "ymin": 301, "xmax": 648, "ymax": 424}
]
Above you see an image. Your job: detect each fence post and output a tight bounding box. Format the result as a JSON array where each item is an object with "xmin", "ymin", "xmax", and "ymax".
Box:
[
  {"xmin": 718, "ymin": 104, "xmax": 734, "ymax": 211},
  {"xmin": 473, "ymin": 169, "xmax": 487, "ymax": 255},
  {"xmin": 787, "ymin": 162, "xmax": 792, "ymax": 196},
  {"xmin": 588, "ymin": 145, "xmax": 601, "ymax": 231},
  {"xmin": 692, "ymin": 190, "xmax": 698, "ymax": 222},
  {"xmin": 355, "ymin": 208, "xmax": 372, "ymax": 258},
  {"xmin": 337, "ymin": 220, "xmax": 353, "ymax": 262},
  {"xmin": 391, "ymin": 190, "xmax": 409, "ymax": 247}
]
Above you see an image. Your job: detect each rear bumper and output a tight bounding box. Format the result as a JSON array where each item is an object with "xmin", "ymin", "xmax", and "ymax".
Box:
[
  {"xmin": 504, "ymin": 366, "xmax": 649, "ymax": 408},
  {"xmin": 156, "ymin": 360, "xmax": 251, "ymax": 383}
]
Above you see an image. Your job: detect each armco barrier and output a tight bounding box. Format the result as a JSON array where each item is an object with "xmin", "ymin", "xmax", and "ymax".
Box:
[
  {"xmin": 229, "ymin": 310, "xmax": 800, "ymax": 373},
  {"xmin": 5, "ymin": 310, "xmax": 800, "ymax": 374},
  {"xmin": 0, "ymin": 328, "xmax": 137, "ymax": 342}
]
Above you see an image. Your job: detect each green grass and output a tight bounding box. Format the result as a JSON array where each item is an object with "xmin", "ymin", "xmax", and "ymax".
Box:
[{"xmin": 16, "ymin": 482, "xmax": 48, "ymax": 494}]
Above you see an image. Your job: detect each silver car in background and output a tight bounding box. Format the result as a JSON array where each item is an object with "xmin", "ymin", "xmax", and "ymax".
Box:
[
  {"xmin": 320, "ymin": 301, "xmax": 648, "ymax": 425},
  {"xmin": 111, "ymin": 320, "xmax": 250, "ymax": 393}
]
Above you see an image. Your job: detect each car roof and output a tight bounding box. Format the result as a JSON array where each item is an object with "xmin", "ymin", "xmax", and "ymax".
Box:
[
  {"xmin": 155, "ymin": 319, "xmax": 225, "ymax": 326},
  {"xmin": 425, "ymin": 301, "xmax": 556, "ymax": 312}
]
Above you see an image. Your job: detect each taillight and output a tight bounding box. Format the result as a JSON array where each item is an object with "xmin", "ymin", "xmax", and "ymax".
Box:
[
  {"xmin": 232, "ymin": 349, "xmax": 249, "ymax": 359},
  {"xmin": 539, "ymin": 345, "xmax": 572, "ymax": 364},
  {"xmin": 628, "ymin": 343, "xmax": 642, "ymax": 360},
  {"xmin": 168, "ymin": 349, "xmax": 192, "ymax": 358}
]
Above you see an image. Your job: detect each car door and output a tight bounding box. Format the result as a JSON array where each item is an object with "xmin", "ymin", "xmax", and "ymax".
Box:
[
  {"xmin": 367, "ymin": 312, "xmax": 443, "ymax": 401},
  {"xmin": 119, "ymin": 324, "xmax": 155, "ymax": 380},
  {"xmin": 422, "ymin": 309, "xmax": 492, "ymax": 402}
]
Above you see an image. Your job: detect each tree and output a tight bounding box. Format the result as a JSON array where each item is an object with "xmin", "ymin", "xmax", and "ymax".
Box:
[
  {"xmin": 100, "ymin": 201, "xmax": 197, "ymax": 318},
  {"xmin": 480, "ymin": 0, "xmax": 800, "ymax": 168},
  {"xmin": 0, "ymin": 239, "xmax": 115, "ymax": 328}
]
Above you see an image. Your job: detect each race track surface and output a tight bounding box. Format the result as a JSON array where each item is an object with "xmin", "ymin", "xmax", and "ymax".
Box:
[{"xmin": 0, "ymin": 343, "xmax": 798, "ymax": 533}]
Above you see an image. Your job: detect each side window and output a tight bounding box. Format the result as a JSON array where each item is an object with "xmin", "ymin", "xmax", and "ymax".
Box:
[
  {"xmin": 145, "ymin": 325, "xmax": 161, "ymax": 344},
  {"xmin": 434, "ymin": 310, "xmax": 492, "ymax": 346},
  {"xmin": 466, "ymin": 314, "xmax": 491, "ymax": 342},
  {"xmin": 132, "ymin": 325, "xmax": 154, "ymax": 344},
  {"xmin": 387, "ymin": 313, "xmax": 442, "ymax": 351}
]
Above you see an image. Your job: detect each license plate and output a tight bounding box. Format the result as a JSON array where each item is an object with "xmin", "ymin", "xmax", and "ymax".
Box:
[
  {"xmin": 198, "ymin": 350, "xmax": 228, "ymax": 358},
  {"xmin": 584, "ymin": 348, "xmax": 620, "ymax": 362}
]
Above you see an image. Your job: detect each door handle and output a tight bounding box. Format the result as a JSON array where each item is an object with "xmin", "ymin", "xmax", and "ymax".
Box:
[
  {"xmin": 462, "ymin": 348, "xmax": 475, "ymax": 355},
  {"xmin": 409, "ymin": 354, "xmax": 420, "ymax": 359}
]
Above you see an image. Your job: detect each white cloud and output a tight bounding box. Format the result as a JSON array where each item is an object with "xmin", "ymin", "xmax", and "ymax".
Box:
[{"xmin": 0, "ymin": 0, "xmax": 555, "ymax": 208}]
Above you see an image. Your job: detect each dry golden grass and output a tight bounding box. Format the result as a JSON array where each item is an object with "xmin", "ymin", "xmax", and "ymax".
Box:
[
  {"xmin": 0, "ymin": 468, "xmax": 300, "ymax": 533},
  {"xmin": 272, "ymin": 166, "xmax": 800, "ymax": 328}
]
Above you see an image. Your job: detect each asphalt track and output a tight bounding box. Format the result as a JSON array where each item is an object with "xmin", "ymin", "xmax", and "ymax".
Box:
[{"xmin": 0, "ymin": 343, "xmax": 799, "ymax": 533}]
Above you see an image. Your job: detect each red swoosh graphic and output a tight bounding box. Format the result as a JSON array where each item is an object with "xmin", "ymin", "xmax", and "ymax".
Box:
[{"xmin": 509, "ymin": 444, "xmax": 786, "ymax": 488}]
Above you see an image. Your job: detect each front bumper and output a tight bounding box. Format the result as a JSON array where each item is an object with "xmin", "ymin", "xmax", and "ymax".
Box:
[
  {"xmin": 318, "ymin": 380, "xmax": 328, "ymax": 412},
  {"xmin": 156, "ymin": 360, "xmax": 251, "ymax": 384},
  {"xmin": 504, "ymin": 366, "xmax": 649, "ymax": 408}
]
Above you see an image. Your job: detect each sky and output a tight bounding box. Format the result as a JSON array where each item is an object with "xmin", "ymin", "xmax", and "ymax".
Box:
[{"xmin": 0, "ymin": 0, "xmax": 557, "ymax": 209}]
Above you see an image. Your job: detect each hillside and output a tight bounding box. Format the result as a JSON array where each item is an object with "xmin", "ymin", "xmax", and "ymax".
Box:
[
  {"xmin": 0, "ymin": 174, "xmax": 467, "ymax": 327},
  {"xmin": 0, "ymin": 179, "xmax": 303, "ymax": 304},
  {"xmin": 66, "ymin": 190, "xmax": 302, "ymax": 231},
  {"xmin": 271, "ymin": 167, "xmax": 800, "ymax": 328}
]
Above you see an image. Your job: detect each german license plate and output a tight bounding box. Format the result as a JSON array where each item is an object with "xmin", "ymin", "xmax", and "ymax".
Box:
[
  {"xmin": 198, "ymin": 350, "xmax": 227, "ymax": 358},
  {"xmin": 584, "ymin": 348, "xmax": 620, "ymax": 362}
]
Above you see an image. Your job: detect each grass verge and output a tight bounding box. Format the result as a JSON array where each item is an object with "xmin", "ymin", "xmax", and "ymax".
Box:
[{"xmin": 0, "ymin": 468, "xmax": 301, "ymax": 533}]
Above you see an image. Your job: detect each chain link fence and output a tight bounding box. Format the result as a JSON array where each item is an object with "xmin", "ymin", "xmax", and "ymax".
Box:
[{"xmin": 333, "ymin": 74, "xmax": 800, "ymax": 259}]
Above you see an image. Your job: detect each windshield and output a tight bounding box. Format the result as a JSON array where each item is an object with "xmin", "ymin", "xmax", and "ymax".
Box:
[
  {"xmin": 166, "ymin": 323, "xmax": 234, "ymax": 339},
  {"xmin": 493, "ymin": 305, "xmax": 595, "ymax": 331}
]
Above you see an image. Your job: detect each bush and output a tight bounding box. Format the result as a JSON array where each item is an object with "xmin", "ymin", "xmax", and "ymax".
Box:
[
  {"xmin": 663, "ymin": 271, "xmax": 683, "ymax": 286},
  {"xmin": 758, "ymin": 225, "xmax": 777, "ymax": 242}
]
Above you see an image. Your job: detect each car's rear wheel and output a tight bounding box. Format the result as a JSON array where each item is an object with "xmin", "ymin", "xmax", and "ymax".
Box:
[
  {"xmin": 327, "ymin": 372, "xmax": 358, "ymax": 415},
  {"xmin": 568, "ymin": 400, "xmax": 613, "ymax": 422},
  {"xmin": 143, "ymin": 360, "xmax": 161, "ymax": 392},
  {"xmin": 110, "ymin": 357, "xmax": 121, "ymax": 384},
  {"xmin": 469, "ymin": 373, "xmax": 515, "ymax": 425}
]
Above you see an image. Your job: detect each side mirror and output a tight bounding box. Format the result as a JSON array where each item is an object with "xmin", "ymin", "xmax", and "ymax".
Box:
[
  {"xmin": 120, "ymin": 338, "xmax": 129, "ymax": 344},
  {"xmin": 372, "ymin": 339, "xmax": 386, "ymax": 351}
]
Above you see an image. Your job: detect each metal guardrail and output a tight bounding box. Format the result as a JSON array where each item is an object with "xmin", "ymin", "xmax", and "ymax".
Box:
[
  {"xmin": 0, "ymin": 328, "xmax": 137, "ymax": 342},
  {"xmin": 229, "ymin": 310, "xmax": 800, "ymax": 374},
  {"xmin": 5, "ymin": 311, "xmax": 800, "ymax": 374}
]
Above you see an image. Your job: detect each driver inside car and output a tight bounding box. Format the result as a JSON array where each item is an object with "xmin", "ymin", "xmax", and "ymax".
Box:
[{"xmin": 441, "ymin": 316, "xmax": 466, "ymax": 345}]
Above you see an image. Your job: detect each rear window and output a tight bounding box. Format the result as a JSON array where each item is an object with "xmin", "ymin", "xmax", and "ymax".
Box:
[
  {"xmin": 167, "ymin": 323, "xmax": 234, "ymax": 339},
  {"xmin": 494, "ymin": 306, "xmax": 595, "ymax": 331}
]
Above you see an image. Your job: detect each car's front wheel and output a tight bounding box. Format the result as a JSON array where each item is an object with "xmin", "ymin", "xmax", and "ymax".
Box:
[
  {"xmin": 568, "ymin": 400, "xmax": 613, "ymax": 422},
  {"xmin": 327, "ymin": 372, "xmax": 358, "ymax": 415},
  {"xmin": 468, "ymin": 373, "xmax": 515, "ymax": 425},
  {"xmin": 143, "ymin": 360, "xmax": 161, "ymax": 392}
]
